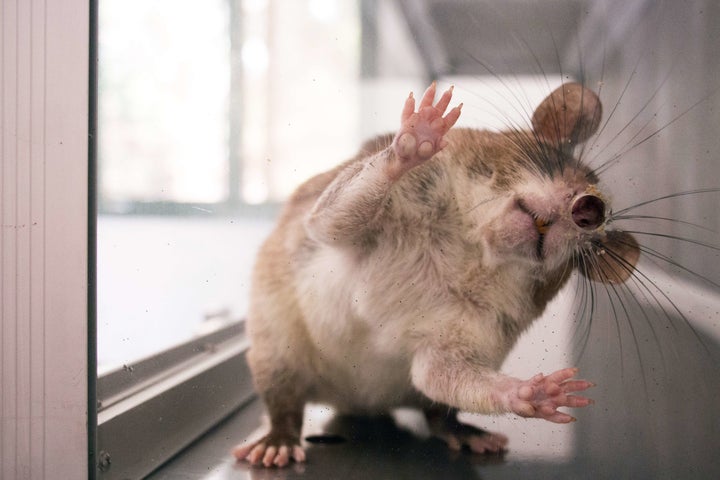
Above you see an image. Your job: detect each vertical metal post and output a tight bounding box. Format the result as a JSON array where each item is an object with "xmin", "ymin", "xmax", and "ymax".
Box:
[
  {"xmin": 360, "ymin": 0, "xmax": 378, "ymax": 79},
  {"xmin": 228, "ymin": 0, "xmax": 244, "ymax": 207}
]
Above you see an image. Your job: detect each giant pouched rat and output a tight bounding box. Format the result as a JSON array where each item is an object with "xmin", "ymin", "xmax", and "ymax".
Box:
[{"xmin": 232, "ymin": 82, "xmax": 640, "ymax": 467}]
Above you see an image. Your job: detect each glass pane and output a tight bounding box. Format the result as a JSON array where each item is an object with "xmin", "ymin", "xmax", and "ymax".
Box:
[
  {"xmin": 97, "ymin": 216, "xmax": 273, "ymax": 369},
  {"xmin": 99, "ymin": 0, "xmax": 230, "ymax": 205},
  {"xmin": 97, "ymin": 0, "xmax": 236, "ymax": 370},
  {"xmin": 97, "ymin": 0, "xmax": 363, "ymax": 370},
  {"xmin": 96, "ymin": 1, "xmax": 720, "ymax": 474}
]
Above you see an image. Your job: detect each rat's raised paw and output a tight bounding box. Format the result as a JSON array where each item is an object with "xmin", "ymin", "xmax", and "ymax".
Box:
[
  {"xmin": 388, "ymin": 82, "xmax": 462, "ymax": 179},
  {"xmin": 501, "ymin": 368, "xmax": 594, "ymax": 424}
]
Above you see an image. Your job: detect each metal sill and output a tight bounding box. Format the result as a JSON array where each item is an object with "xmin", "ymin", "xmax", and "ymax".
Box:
[{"xmin": 96, "ymin": 321, "xmax": 255, "ymax": 480}]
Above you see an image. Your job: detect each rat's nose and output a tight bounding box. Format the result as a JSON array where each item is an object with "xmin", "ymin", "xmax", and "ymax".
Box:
[{"xmin": 571, "ymin": 194, "xmax": 605, "ymax": 230}]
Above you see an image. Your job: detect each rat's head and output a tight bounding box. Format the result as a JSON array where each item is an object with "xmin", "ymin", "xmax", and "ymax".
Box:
[{"xmin": 469, "ymin": 83, "xmax": 640, "ymax": 283}]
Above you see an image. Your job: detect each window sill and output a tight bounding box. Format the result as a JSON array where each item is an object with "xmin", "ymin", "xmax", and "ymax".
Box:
[{"xmin": 96, "ymin": 322, "xmax": 254, "ymax": 479}]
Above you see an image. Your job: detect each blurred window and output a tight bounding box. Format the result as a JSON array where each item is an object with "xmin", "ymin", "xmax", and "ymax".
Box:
[{"xmin": 97, "ymin": 0, "xmax": 360, "ymax": 370}]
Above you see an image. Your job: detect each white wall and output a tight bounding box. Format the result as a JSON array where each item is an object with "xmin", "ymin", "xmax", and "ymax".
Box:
[{"xmin": 1, "ymin": 0, "xmax": 90, "ymax": 478}]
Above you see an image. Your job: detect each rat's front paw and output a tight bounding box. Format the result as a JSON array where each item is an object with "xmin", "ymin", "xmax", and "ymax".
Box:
[
  {"xmin": 502, "ymin": 368, "xmax": 594, "ymax": 423},
  {"xmin": 388, "ymin": 82, "xmax": 462, "ymax": 179}
]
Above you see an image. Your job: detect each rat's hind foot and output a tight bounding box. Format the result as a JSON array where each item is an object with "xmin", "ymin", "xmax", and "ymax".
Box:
[
  {"xmin": 232, "ymin": 430, "xmax": 306, "ymax": 468},
  {"xmin": 499, "ymin": 367, "xmax": 595, "ymax": 423},
  {"xmin": 425, "ymin": 408, "xmax": 508, "ymax": 454},
  {"xmin": 232, "ymin": 405, "xmax": 305, "ymax": 468},
  {"xmin": 388, "ymin": 82, "xmax": 462, "ymax": 179}
]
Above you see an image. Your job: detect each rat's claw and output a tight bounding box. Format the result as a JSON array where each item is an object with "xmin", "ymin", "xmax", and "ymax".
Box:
[
  {"xmin": 262, "ymin": 446, "xmax": 278, "ymax": 467},
  {"xmin": 434, "ymin": 85, "xmax": 454, "ymax": 113},
  {"xmin": 560, "ymin": 379, "xmax": 595, "ymax": 393},
  {"xmin": 292, "ymin": 446, "xmax": 306, "ymax": 463},
  {"xmin": 545, "ymin": 411, "xmax": 576, "ymax": 424},
  {"xmin": 273, "ymin": 446, "xmax": 290, "ymax": 467},
  {"xmin": 443, "ymin": 103, "xmax": 463, "ymax": 130},
  {"xmin": 401, "ymin": 92, "xmax": 416, "ymax": 122},
  {"xmin": 231, "ymin": 442, "xmax": 253, "ymax": 460},
  {"xmin": 419, "ymin": 81, "xmax": 437, "ymax": 109},
  {"xmin": 246, "ymin": 443, "xmax": 266, "ymax": 465},
  {"xmin": 546, "ymin": 367, "xmax": 579, "ymax": 383},
  {"xmin": 564, "ymin": 395, "xmax": 594, "ymax": 407}
]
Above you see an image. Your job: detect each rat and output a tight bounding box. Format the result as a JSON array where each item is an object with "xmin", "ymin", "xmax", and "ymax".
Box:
[{"xmin": 232, "ymin": 82, "xmax": 640, "ymax": 467}]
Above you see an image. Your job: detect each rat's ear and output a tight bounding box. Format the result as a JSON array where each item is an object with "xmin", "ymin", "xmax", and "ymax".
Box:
[
  {"xmin": 532, "ymin": 83, "xmax": 602, "ymax": 148},
  {"xmin": 579, "ymin": 231, "xmax": 640, "ymax": 284}
]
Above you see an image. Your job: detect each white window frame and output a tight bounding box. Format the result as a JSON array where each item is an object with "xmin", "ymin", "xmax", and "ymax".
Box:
[{"xmin": 1, "ymin": 0, "xmax": 90, "ymax": 477}]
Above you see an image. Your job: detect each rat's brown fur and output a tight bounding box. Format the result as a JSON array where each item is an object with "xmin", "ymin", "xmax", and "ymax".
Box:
[{"xmin": 236, "ymin": 83, "xmax": 639, "ymax": 467}]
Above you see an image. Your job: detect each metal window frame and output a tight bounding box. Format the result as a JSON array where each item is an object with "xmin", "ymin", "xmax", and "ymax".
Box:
[{"xmin": 95, "ymin": 320, "xmax": 255, "ymax": 479}]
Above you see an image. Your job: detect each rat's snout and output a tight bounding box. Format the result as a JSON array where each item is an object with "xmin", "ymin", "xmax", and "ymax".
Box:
[{"xmin": 571, "ymin": 193, "xmax": 605, "ymax": 230}]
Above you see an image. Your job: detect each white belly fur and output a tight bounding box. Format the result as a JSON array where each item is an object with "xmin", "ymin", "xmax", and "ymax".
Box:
[{"xmin": 294, "ymin": 246, "xmax": 438, "ymax": 412}]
